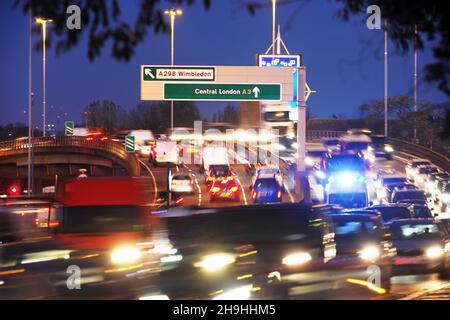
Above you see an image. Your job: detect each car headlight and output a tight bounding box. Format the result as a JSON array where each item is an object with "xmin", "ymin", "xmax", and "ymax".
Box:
[
  {"xmin": 442, "ymin": 193, "xmax": 450, "ymax": 203},
  {"xmin": 359, "ymin": 246, "xmax": 380, "ymax": 261},
  {"xmin": 212, "ymin": 285, "xmax": 252, "ymax": 300},
  {"xmin": 194, "ymin": 253, "xmax": 235, "ymax": 271},
  {"xmin": 384, "ymin": 145, "xmax": 394, "ymax": 153},
  {"xmin": 378, "ymin": 189, "xmax": 387, "ymax": 199},
  {"xmin": 282, "ymin": 252, "xmax": 312, "ymax": 266},
  {"xmin": 111, "ymin": 246, "xmax": 142, "ymax": 265},
  {"xmin": 305, "ymin": 157, "xmax": 315, "ymax": 166},
  {"xmin": 416, "ymin": 176, "xmax": 424, "ymax": 183},
  {"xmin": 426, "ymin": 246, "xmax": 444, "ymax": 259}
]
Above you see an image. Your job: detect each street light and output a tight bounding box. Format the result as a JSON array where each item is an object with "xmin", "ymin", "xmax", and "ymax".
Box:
[
  {"xmin": 272, "ymin": 0, "xmax": 276, "ymax": 56},
  {"xmin": 35, "ymin": 17, "xmax": 53, "ymax": 137},
  {"xmin": 164, "ymin": 8, "xmax": 182, "ymax": 131}
]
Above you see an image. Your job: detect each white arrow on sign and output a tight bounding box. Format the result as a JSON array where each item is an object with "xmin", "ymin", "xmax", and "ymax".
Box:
[
  {"xmin": 252, "ymin": 86, "xmax": 260, "ymax": 98},
  {"xmin": 145, "ymin": 68, "xmax": 155, "ymax": 79}
]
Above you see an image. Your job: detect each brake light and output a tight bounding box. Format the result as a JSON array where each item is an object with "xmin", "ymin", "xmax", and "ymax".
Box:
[
  {"xmin": 230, "ymin": 186, "xmax": 238, "ymax": 193},
  {"xmin": 276, "ymin": 176, "xmax": 283, "ymax": 183},
  {"xmin": 252, "ymin": 191, "xmax": 256, "ymax": 199},
  {"xmin": 101, "ymin": 137, "xmax": 108, "ymax": 141},
  {"xmin": 211, "ymin": 187, "xmax": 221, "ymax": 193},
  {"xmin": 8, "ymin": 184, "xmax": 21, "ymax": 196},
  {"xmin": 175, "ymin": 198, "xmax": 184, "ymax": 205},
  {"xmin": 228, "ymin": 176, "xmax": 234, "ymax": 180},
  {"xmin": 277, "ymin": 190, "xmax": 282, "ymax": 198},
  {"xmin": 49, "ymin": 220, "xmax": 60, "ymax": 228},
  {"xmin": 208, "ymin": 177, "xmax": 214, "ymax": 181}
]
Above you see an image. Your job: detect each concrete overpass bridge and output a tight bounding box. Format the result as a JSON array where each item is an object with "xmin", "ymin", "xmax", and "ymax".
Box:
[{"xmin": 0, "ymin": 136, "xmax": 140, "ymax": 192}]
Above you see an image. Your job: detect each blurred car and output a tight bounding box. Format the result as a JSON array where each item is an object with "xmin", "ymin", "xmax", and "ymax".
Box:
[
  {"xmin": 425, "ymin": 172, "xmax": 450, "ymax": 200},
  {"xmin": 414, "ymin": 165, "xmax": 441, "ymax": 189},
  {"xmin": 436, "ymin": 182, "xmax": 450, "ymax": 212},
  {"xmin": 391, "ymin": 190, "xmax": 428, "ymax": 206},
  {"xmin": 405, "ymin": 159, "xmax": 432, "ymax": 181},
  {"xmin": 322, "ymin": 138, "xmax": 341, "ymax": 152},
  {"xmin": 409, "ymin": 204, "xmax": 434, "ymax": 219},
  {"xmin": 365, "ymin": 204, "xmax": 415, "ymax": 222},
  {"xmin": 339, "ymin": 134, "xmax": 375, "ymax": 165},
  {"xmin": 251, "ymin": 175, "xmax": 284, "ymax": 204},
  {"xmin": 347, "ymin": 128, "xmax": 372, "ymax": 136},
  {"xmin": 440, "ymin": 218, "xmax": 450, "ymax": 234},
  {"xmin": 155, "ymin": 191, "xmax": 185, "ymax": 209},
  {"xmin": 209, "ymin": 178, "xmax": 241, "ymax": 202},
  {"xmin": 205, "ymin": 165, "xmax": 233, "ymax": 188},
  {"xmin": 385, "ymin": 219, "xmax": 450, "ymax": 279},
  {"xmin": 377, "ymin": 183, "xmax": 417, "ymax": 204},
  {"xmin": 326, "ymin": 213, "xmax": 394, "ymax": 292},
  {"xmin": 250, "ymin": 167, "xmax": 283, "ymax": 190},
  {"xmin": 170, "ymin": 174, "xmax": 194, "ymax": 194},
  {"xmin": 370, "ymin": 135, "xmax": 394, "ymax": 160},
  {"xmin": 151, "ymin": 203, "xmax": 339, "ymax": 300},
  {"xmin": 305, "ymin": 148, "xmax": 329, "ymax": 170}
]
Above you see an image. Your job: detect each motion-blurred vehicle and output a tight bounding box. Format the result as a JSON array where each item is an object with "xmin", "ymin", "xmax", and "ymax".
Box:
[
  {"xmin": 0, "ymin": 177, "xmax": 163, "ymax": 299},
  {"xmin": 347, "ymin": 128, "xmax": 372, "ymax": 136},
  {"xmin": 250, "ymin": 167, "xmax": 283, "ymax": 190},
  {"xmin": 305, "ymin": 148, "xmax": 328, "ymax": 170},
  {"xmin": 326, "ymin": 212, "xmax": 394, "ymax": 292},
  {"xmin": 385, "ymin": 219, "xmax": 450, "ymax": 279},
  {"xmin": 340, "ymin": 134, "xmax": 375, "ymax": 165},
  {"xmin": 436, "ymin": 181, "xmax": 450, "ymax": 212},
  {"xmin": 377, "ymin": 183, "xmax": 417, "ymax": 204},
  {"xmin": 370, "ymin": 135, "xmax": 394, "ymax": 160},
  {"xmin": 322, "ymin": 138, "xmax": 341, "ymax": 152},
  {"xmin": 201, "ymin": 145, "xmax": 229, "ymax": 174},
  {"xmin": 425, "ymin": 172, "xmax": 449, "ymax": 200},
  {"xmin": 365, "ymin": 204, "xmax": 412, "ymax": 222},
  {"xmin": 150, "ymin": 203, "xmax": 339, "ymax": 300},
  {"xmin": 209, "ymin": 178, "xmax": 241, "ymax": 203},
  {"xmin": 155, "ymin": 191, "xmax": 185, "ymax": 209},
  {"xmin": 205, "ymin": 164, "xmax": 233, "ymax": 188},
  {"xmin": 414, "ymin": 165, "xmax": 441, "ymax": 190},
  {"xmin": 251, "ymin": 174, "xmax": 283, "ymax": 204},
  {"xmin": 405, "ymin": 159, "xmax": 433, "ymax": 181},
  {"xmin": 170, "ymin": 174, "xmax": 194, "ymax": 195},
  {"xmin": 391, "ymin": 190, "xmax": 428, "ymax": 206}
]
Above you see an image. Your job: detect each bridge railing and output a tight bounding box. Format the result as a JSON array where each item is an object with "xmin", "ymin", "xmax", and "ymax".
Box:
[
  {"xmin": 388, "ymin": 138, "xmax": 450, "ymax": 172},
  {"xmin": 0, "ymin": 136, "xmax": 140, "ymax": 175}
]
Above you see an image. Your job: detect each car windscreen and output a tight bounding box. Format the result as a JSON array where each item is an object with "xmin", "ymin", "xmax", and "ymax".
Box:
[
  {"xmin": 210, "ymin": 166, "xmax": 230, "ymax": 177},
  {"xmin": 326, "ymin": 155, "xmax": 365, "ymax": 173},
  {"xmin": 343, "ymin": 142, "xmax": 369, "ymax": 150},
  {"xmin": 328, "ymin": 193, "xmax": 367, "ymax": 209},
  {"xmin": 412, "ymin": 206, "xmax": 432, "ymax": 219},
  {"xmin": 173, "ymin": 175, "xmax": 190, "ymax": 180},
  {"xmin": 331, "ymin": 218, "xmax": 381, "ymax": 240},
  {"xmin": 255, "ymin": 179, "xmax": 279, "ymax": 190},
  {"xmin": 419, "ymin": 167, "xmax": 438, "ymax": 174},
  {"xmin": 393, "ymin": 191, "xmax": 426, "ymax": 202},
  {"xmin": 368, "ymin": 207, "xmax": 411, "ymax": 222},
  {"xmin": 264, "ymin": 111, "xmax": 290, "ymax": 122},
  {"xmin": 412, "ymin": 161, "xmax": 431, "ymax": 168},
  {"xmin": 371, "ymin": 136, "xmax": 386, "ymax": 146},
  {"xmin": 324, "ymin": 139, "xmax": 339, "ymax": 146},
  {"xmin": 307, "ymin": 151, "xmax": 328, "ymax": 158},
  {"xmin": 62, "ymin": 206, "xmax": 147, "ymax": 233},
  {"xmin": 383, "ymin": 178, "xmax": 408, "ymax": 185},
  {"xmin": 391, "ymin": 224, "xmax": 441, "ymax": 240}
]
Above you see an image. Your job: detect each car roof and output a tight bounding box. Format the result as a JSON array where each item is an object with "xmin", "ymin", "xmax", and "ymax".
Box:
[
  {"xmin": 367, "ymin": 204, "xmax": 410, "ymax": 208},
  {"xmin": 256, "ymin": 174, "xmax": 278, "ymax": 180},
  {"xmin": 328, "ymin": 213, "xmax": 381, "ymax": 221},
  {"xmin": 410, "ymin": 159, "xmax": 431, "ymax": 164},
  {"xmin": 382, "ymin": 175, "xmax": 407, "ymax": 179},
  {"xmin": 392, "ymin": 189, "xmax": 425, "ymax": 194}
]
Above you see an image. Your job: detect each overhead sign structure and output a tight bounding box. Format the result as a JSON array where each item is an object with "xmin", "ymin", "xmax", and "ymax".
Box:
[
  {"xmin": 258, "ymin": 54, "xmax": 302, "ymax": 68},
  {"xmin": 125, "ymin": 136, "xmax": 135, "ymax": 153},
  {"xmin": 164, "ymin": 83, "xmax": 281, "ymax": 101},
  {"xmin": 141, "ymin": 66, "xmax": 297, "ymax": 103},
  {"xmin": 65, "ymin": 121, "xmax": 74, "ymax": 136},
  {"xmin": 143, "ymin": 66, "xmax": 216, "ymax": 82}
]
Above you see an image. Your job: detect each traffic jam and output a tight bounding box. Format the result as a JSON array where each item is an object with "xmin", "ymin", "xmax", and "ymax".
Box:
[{"xmin": 1, "ymin": 127, "xmax": 449, "ymax": 300}]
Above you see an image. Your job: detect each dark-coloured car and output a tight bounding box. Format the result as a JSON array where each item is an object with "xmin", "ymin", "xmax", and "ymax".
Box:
[
  {"xmin": 326, "ymin": 213, "xmax": 395, "ymax": 292},
  {"xmin": 385, "ymin": 219, "xmax": 450, "ymax": 279},
  {"xmin": 370, "ymin": 135, "xmax": 394, "ymax": 160},
  {"xmin": 152, "ymin": 203, "xmax": 344, "ymax": 300},
  {"xmin": 391, "ymin": 190, "xmax": 428, "ymax": 205},
  {"xmin": 365, "ymin": 204, "xmax": 414, "ymax": 222}
]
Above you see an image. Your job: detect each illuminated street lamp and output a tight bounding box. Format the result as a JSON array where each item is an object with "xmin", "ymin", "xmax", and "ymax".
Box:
[
  {"xmin": 164, "ymin": 8, "xmax": 182, "ymax": 131},
  {"xmin": 35, "ymin": 17, "xmax": 53, "ymax": 137}
]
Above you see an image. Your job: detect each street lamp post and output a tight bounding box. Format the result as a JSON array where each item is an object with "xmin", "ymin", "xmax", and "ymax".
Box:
[
  {"xmin": 36, "ymin": 17, "xmax": 53, "ymax": 137},
  {"xmin": 272, "ymin": 0, "xmax": 276, "ymax": 56},
  {"xmin": 164, "ymin": 8, "xmax": 182, "ymax": 131}
]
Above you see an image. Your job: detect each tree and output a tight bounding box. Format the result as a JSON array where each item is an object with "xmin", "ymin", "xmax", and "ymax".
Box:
[{"xmin": 82, "ymin": 100, "xmax": 128, "ymax": 133}]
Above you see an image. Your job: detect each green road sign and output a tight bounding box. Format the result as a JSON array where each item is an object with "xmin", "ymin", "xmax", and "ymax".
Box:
[
  {"xmin": 143, "ymin": 66, "xmax": 215, "ymax": 82},
  {"xmin": 65, "ymin": 121, "xmax": 74, "ymax": 136},
  {"xmin": 164, "ymin": 83, "xmax": 281, "ymax": 101},
  {"xmin": 125, "ymin": 136, "xmax": 135, "ymax": 152}
]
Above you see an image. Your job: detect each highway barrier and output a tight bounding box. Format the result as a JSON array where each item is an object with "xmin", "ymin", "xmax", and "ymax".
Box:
[{"xmin": 0, "ymin": 136, "xmax": 140, "ymax": 176}]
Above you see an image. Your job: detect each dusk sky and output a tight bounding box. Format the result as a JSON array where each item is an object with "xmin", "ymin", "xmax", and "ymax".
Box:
[{"xmin": 0, "ymin": 0, "xmax": 448, "ymax": 129}]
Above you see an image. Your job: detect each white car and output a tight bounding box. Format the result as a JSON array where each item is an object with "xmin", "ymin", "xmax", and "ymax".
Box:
[
  {"xmin": 170, "ymin": 174, "xmax": 194, "ymax": 194},
  {"xmin": 405, "ymin": 159, "xmax": 432, "ymax": 181},
  {"xmin": 414, "ymin": 165, "xmax": 440, "ymax": 190},
  {"xmin": 436, "ymin": 181, "xmax": 450, "ymax": 211}
]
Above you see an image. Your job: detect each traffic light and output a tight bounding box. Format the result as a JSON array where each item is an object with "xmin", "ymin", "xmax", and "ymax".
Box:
[{"xmin": 7, "ymin": 184, "xmax": 21, "ymax": 196}]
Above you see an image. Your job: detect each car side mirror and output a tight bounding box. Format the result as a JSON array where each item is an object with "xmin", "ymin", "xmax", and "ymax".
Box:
[{"xmin": 369, "ymin": 201, "xmax": 374, "ymax": 206}]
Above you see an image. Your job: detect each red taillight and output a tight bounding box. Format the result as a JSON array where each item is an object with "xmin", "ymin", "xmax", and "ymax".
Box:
[
  {"xmin": 230, "ymin": 186, "xmax": 238, "ymax": 193},
  {"xmin": 175, "ymin": 197, "xmax": 184, "ymax": 205},
  {"xmin": 211, "ymin": 187, "xmax": 221, "ymax": 193},
  {"xmin": 101, "ymin": 137, "xmax": 108, "ymax": 141},
  {"xmin": 49, "ymin": 220, "xmax": 60, "ymax": 228},
  {"xmin": 277, "ymin": 190, "xmax": 282, "ymax": 198},
  {"xmin": 252, "ymin": 191, "xmax": 256, "ymax": 199},
  {"xmin": 8, "ymin": 184, "xmax": 21, "ymax": 196}
]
